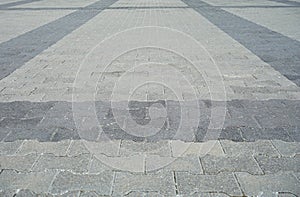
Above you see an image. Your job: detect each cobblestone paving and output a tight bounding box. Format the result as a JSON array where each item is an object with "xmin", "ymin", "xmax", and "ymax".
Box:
[{"xmin": 0, "ymin": 0, "xmax": 300, "ymax": 196}]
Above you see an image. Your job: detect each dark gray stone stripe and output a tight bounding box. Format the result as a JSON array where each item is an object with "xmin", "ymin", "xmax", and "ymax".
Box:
[
  {"xmin": 0, "ymin": 0, "xmax": 118, "ymax": 80},
  {"xmin": 0, "ymin": 0, "xmax": 42, "ymax": 9},
  {"xmin": 181, "ymin": 0, "xmax": 300, "ymax": 86},
  {"xmin": 268, "ymin": 0, "xmax": 300, "ymax": 6},
  {"xmin": 0, "ymin": 99, "xmax": 299, "ymax": 142}
]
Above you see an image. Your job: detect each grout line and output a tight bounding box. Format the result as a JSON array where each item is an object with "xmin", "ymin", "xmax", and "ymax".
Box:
[
  {"xmin": 65, "ymin": 140, "xmax": 74, "ymax": 156},
  {"xmin": 233, "ymin": 172, "xmax": 245, "ymax": 196},
  {"xmin": 13, "ymin": 140, "xmax": 26, "ymax": 155},
  {"xmin": 198, "ymin": 157, "xmax": 205, "ymax": 175},
  {"xmin": 48, "ymin": 170, "xmax": 60, "ymax": 193},
  {"xmin": 173, "ymin": 171, "xmax": 179, "ymax": 195},
  {"xmin": 252, "ymin": 155, "xmax": 265, "ymax": 175},
  {"xmin": 110, "ymin": 171, "xmax": 117, "ymax": 196},
  {"xmin": 270, "ymin": 140, "xmax": 282, "ymax": 157}
]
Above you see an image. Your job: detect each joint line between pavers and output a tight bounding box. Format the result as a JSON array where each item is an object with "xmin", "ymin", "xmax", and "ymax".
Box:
[
  {"xmin": 233, "ymin": 172, "xmax": 245, "ymax": 196},
  {"xmin": 47, "ymin": 170, "xmax": 60, "ymax": 194},
  {"xmin": 110, "ymin": 171, "xmax": 117, "ymax": 196}
]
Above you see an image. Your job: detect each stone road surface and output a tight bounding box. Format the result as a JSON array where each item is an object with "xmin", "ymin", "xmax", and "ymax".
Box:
[{"xmin": 0, "ymin": 0, "xmax": 300, "ymax": 196}]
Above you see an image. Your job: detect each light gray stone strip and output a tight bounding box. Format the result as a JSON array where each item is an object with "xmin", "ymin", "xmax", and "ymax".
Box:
[
  {"xmin": 2, "ymin": 4, "xmax": 299, "ymax": 11},
  {"xmin": 181, "ymin": 0, "xmax": 300, "ymax": 86},
  {"xmin": 0, "ymin": 0, "xmax": 42, "ymax": 9},
  {"xmin": 268, "ymin": 0, "xmax": 300, "ymax": 6},
  {"xmin": 0, "ymin": 0, "xmax": 118, "ymax": 80}
]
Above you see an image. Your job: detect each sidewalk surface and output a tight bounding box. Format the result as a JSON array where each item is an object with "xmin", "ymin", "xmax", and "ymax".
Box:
[{"xmin": 0, "ymin": 0, "xmax": 300, "ymax": 196}]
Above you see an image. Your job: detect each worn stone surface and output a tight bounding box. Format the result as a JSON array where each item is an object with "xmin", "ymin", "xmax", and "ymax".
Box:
[
  {"xmin": 255, "ymin": 155, "xmax": 300, "ymax": 174},
  {"xmin": 50, "ymin": 171, "xmax": 114, "ymax": 195},
  {"xmin": 146, "ymin": 155, "xmax": 203, "ymax": 174},
  {"xmin": 220, "ymin": 140, "xmax": 280, "ymax": 156},
  {"xmin": 89, "ymin": 156, "xmax": 114, "ymax": 173},
  {"xmin": 201, "ymin": 155, "xmax": 263, "ymax": 175},
  {"xmin": 0, "ymin": 153, "xmax": 38, "ymax": 171},
  {"xmin": 120, "ymin": 140, "xmax": 171, "ymax": 157},
  {"xmin": 32, "ymin": 153, "xmax": 90, "ymax": 173},
  {"xmin": 0, "ymin": 169, "xmax": 56, "ymax": 193},
  {"xmin": 113, "ymin": 172, "xmax": 176, "ymax": 196},
  {"xmin": 176, "ymin": 172, "xmax": 242, "ymax": 196},
  {"xmin": 0, "ymin": 140, "xmax": 23, "ymax": 155},
  {"xmin": 16, "ymin": 140, "xmax": 71, "ymax": 156},
  {"xmin": 170, "ymin": 140, "xmax": 225, "ymax": 157},
  {"xmin": 272, "ymin": 140, "xmax": 300, "ymax": 156},
  {"xmin": 236, "ymin": 172, "xmax": 300, "ymax": 197}
]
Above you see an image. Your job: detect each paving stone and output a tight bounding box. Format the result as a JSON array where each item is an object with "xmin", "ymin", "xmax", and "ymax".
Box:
[
  {"xmin": 195, "ymin": 127, "xmax": 244, "ymax": 142},
  {"xmin": 66, "ymin": 140, "xmax": 120, "ymax": 158},
  {"xmin": 220, "ymin": 140, "xmax": 280, "ymax": 156},
  {"xmin": 278, "ymin": 193, "xmax": 298, "ymax": 197},
  {"xmin": 89, "ymin": 156, "xmax": 113, "ymax": 173},
  {"xmin": 120, "ymin": 140, "xmax": 171, "ymax": 157},
  {"xmin": 170, "ymin": 140, "xmax": 225, "ymax": 157},
  {"xmin": 0, "ymin": 129, "xmax": 10, "ymax": 141},
  {"xmin": 272, "ymin": 140, "xmax": 300, "ymax": 156},
  {"xmin": 67, "ymin": 140, "xmax": 91, "ymax": 157},
  {"xmin": 293, "ymin": 171, "xmax": 300, "ymax": 179},
  {"xmin": 236, "ymin": 172, "xmax": 300, "ymax": 197},
  {"xmin": 124, "ymin": 191, "xmax": 163, "ymax": 196},
  {"xmin": 16, "ymin": 140, "xmax": 71, "ymax": 156},
  {"xmin": 0, "ymin": 153, "xmax": 37, "ymax": 171},
  {"xmin": 227, "ymin": 104, "xmax": 259, "ymax": 128},
  {"xmin": 240, "ymin": 127, "xmax": 293, "ymax": 142},
  {"xmin": 255, "ymin": 155, "xmax": 300, "ymax": 174},
  {"xmin": 0, "ymin": 189, "xmax": 16, "ymax": 197},
  {"xmin": 201, "ymin": 155, "xmax": 263, "ymax": 175},
  {"xmin": 146, "ymin": 155, "xmax": 203, "ymax": 174},
  {"xmin": 0, "ymin": 117, "xmax": 42, "ymax": 130},
  {"xmin": 12, "ymin": 189, "xmax": 81, "ymax": 197},
  {"xmin": 285, "ymin": 126, "xmax": 300, "ymax": 142},
  {"xmin": 0, "ymin": 140, "xmax": 23, "ymax": 155},
  {"xmin": 176, "ymin": 172, "xmax": 242, "ymax": 196},
  {"xmin": 0, "ymin": 169, "xmax": 56, "ymax": 193},
  {"xmin": 0, "ymin": 101, "xmax": 54, "ymax": 119},
  {"xmin": 79, "ymin": 191, "xmax": 106, "ymax": 197},
  {"xmin": 32, "ymin": 153, "xmax": 90, "ymax": 173},
  {"xmin": 14, "ymin": 189, "xmax": 36, "ymax": 197},
  {"xmin": 93, "ymin": 154, "xmax": 145, "ymax": 173},
  {"xmin": 113, "ymin": 172, "xmax": 176, "ymax": 196},
  {"xmin": 4, "ymin": 127, "xmax": 55, "ymax": 142},
  {"xmin": 190, "ymin": 192, "xmax": 230, "ymax": 197},
  {"xmin": 50, "ymin": 171, "xmax": 113, "ymax": 195},
  {"xmin": 84, "ymin": 140, "xmax": 121, "ymax": 157},
  {"xmin": 47, "ymin": 127, "xmax": 80, "ymax": 142}
]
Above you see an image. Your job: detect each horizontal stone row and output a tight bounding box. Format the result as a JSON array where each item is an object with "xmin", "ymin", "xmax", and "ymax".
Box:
[
  {"xmin": 1, "ymin": 139, "xmax": 299, "ymax": 157},
  {"xmin": 1, "ymin": 170, "xmax": 299, "ymax": 196},
  {"xmin": 1, "ymin": 99, "xmax": 300, "ymax": 142},
  {"xmin": 0, "ymin": 140, "xmax": 299, "ymax": 196}
]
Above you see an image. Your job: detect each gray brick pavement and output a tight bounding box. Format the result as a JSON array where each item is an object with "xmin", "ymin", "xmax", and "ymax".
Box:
[
  {"xmin": 182, "ymin": 0, "xmax": 300, "ymax": 86},
  {"xmin": 0, "ymin": 0, "xmax": 42, "ymax": 9},
  {"xmin": 1, "ymin": 99, "xmax": 299, "ymax": 142},
  {"xmin": 0, "ymin": 0, "xmax": 299, "ymax": 195},
  {"xmin": 0, "ymin": 0, "xmax": 118, "ymax": 80}
]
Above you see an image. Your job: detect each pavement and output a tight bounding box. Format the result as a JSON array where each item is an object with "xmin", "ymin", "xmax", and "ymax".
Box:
[{"xmin": 0, "ymin": 0, "xmax": 300, "ymax": 196}]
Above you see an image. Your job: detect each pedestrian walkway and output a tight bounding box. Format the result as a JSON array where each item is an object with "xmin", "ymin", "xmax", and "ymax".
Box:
[{"xmin": 0, "ymin": 0, "xmax": 299, "ymax": 196}]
